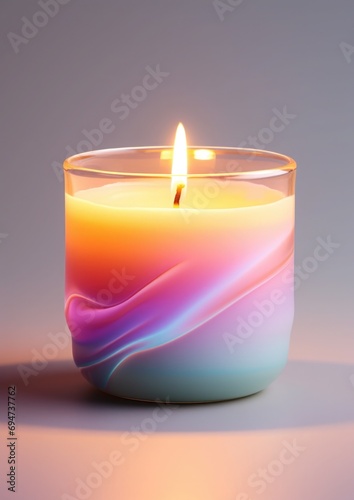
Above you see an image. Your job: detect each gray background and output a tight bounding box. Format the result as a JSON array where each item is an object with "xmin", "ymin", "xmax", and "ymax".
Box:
[{"xmin": 1, "ymin": 1, "xmax": 354, "ymax": 499}]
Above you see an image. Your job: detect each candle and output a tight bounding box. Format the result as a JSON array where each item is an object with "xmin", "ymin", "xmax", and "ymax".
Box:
[{"xmin": 64, "ymin": 125, "xmax": 296, "ymax": 402}]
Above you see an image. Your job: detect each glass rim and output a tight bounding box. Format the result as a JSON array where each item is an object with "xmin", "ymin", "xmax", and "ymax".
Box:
[{"xmin": 63, "ymin": 146, "xmax": 296, "ymax": 180}]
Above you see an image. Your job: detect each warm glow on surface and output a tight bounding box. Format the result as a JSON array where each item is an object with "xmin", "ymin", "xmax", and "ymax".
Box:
[
  {"xmin": 160, "ymin": 150, "xmax": 172, "ymax": 160},
  {"xmin": 171, "ymin": 123, "xmax": 188, "ymax": 195},
  {"xmin": 194, "ymin": 149, "xmax": 216, "ymax": 160}
]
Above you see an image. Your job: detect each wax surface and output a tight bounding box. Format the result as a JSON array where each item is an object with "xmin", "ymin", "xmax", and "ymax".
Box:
[{"xmin": 65, "ymin": 180, "xmax": 294, "ymax": 401}]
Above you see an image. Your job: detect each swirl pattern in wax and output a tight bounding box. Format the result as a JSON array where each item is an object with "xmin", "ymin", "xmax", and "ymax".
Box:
[{"xmin": 65, "ymin": 181, "xmax": 294, "ymax": 402}]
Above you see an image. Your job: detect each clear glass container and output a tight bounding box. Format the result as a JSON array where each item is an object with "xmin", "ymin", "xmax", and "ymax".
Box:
[{"xmin": 63, "ymin": 147, "xmax": 296, "ymax": 402}]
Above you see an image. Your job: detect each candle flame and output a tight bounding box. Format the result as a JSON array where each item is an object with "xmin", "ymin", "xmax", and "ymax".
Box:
[{"xmin": 171, "ymin": 123, "xmax": 188, "ymax": 200}]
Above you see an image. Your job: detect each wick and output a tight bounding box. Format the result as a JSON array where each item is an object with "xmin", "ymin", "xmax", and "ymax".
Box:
[{"xmin": 173, "ymin": 184, "xmax": 185, "ymax": 208}]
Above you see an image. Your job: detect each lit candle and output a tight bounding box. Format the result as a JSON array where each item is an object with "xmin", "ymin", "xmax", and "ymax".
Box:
[{"xmin": 64, "ymin": 124, "xmax": 296, "ymax": 402}]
